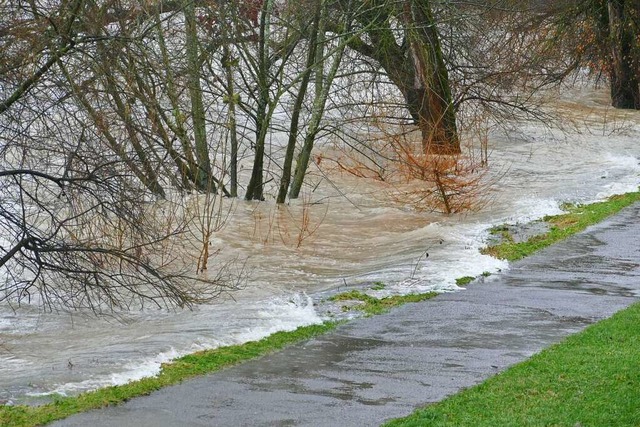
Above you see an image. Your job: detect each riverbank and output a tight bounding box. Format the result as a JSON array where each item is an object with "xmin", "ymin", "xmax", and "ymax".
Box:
[
  {"xmin": 384, "ymin": 193, "xmax": 640, "ymax": 427},
  {"xmin": 49, "ymin": 198, "xmax": 640, "ymax": 426},
  {"xmin": 2, "ymin": 190, "xmax": 639, "ymax": 426},
  {"xmin": 482, "ymin": 191, "xmax": 640, "ymax": 261},
  {"xmin": 3, "ymin": 83, "xmax": 640, "ymax": 407}
]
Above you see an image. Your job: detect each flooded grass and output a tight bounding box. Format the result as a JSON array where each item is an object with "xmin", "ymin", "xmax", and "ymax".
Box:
[
  {"xmin": 482, "ymin": 190, "xmax": 640, "ymax": 261},
  {"xmin": 385, "ymin": 302, "xmax": 640, "ymax": 427},
  {"xmin": 455, "ymin": 276, "xmax": 475, "ymax": 286},
  {"xmin": 328, "ymin": 290, "xmax": 438, "ymax": 316}
]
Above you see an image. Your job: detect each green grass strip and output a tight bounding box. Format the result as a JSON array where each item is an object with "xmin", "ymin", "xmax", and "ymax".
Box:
[
  {"xmin": 482, "ymin": 190, "xmax": 640, "ymax": 261},
  {"xmin": 329, "ymin": 291, "xmax": 438, "ymax": 316},
  {"xmin": 385, "ymin": 302, "xmax": 640, "ymax": 427},
  {"xmin": 0, "ymin": 322, "xmax": 338, "ymax": 427},
  {"xmin": 455, "ymin": 276, "xmax": 475, "ymax": 286}
]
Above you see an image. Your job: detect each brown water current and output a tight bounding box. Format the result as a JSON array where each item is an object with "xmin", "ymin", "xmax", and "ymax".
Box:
[{"xmin": 1, "ymin": 86, "xmax": 639, "ymax": 403}]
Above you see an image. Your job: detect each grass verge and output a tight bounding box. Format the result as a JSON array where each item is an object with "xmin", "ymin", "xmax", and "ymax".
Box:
[
  {"xmin": 385, "ymin": 192, "xmax": 640, "ymax": 426},
  {"xmin": 384, "ymin": 301, "xmax": 640, "ymax": 427},
  {"xmin": 0, "ymin": 322, "xmax": 338, "ymax": 427},
  {"xmin": 482, "ymin": 190, "xmax": 640, "ymax": 261}
]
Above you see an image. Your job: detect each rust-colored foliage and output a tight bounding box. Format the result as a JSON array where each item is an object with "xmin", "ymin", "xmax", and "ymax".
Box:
[
  {"xmin": 323, "ymin": 123, "xmax": 488, "ymax": 214},
  {"xmin": 239, "ymin": 0, "xmax": 263, "ymax": 25}
]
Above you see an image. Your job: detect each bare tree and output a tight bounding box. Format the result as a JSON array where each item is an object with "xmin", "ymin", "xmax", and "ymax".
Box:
[
  {"xmin": 0, "ymin": 140, "xmax": 236, "ymax": 312},
  {"xmin": 0, "ymin": 0, "xmax": 239, "ymax": 312}
]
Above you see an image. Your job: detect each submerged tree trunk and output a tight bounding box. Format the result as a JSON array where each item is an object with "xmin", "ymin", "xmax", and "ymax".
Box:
[
  {"xmin": 154, "ymin": 11, "xmax": 199, "ymax": 190},
  {"xmin": 289, "ymin": 11, "xmax": 346, "ymax": 199},
  {"xmin": 346, "ymin": 0, "xmax": 460, "ymax": 154},
  {"xmin": 402, "ymin": 0, "xmax": 459, "ymax": 154},
  {"xmin": 222, "ymin": 45, "xmax": 239, "ymax": 197},
  {"xmin": 185, "ymin": 1, "xmax": 215, "ymax": 192},
  {"xmin": 276, "ymin": 4, "xmax": 322, "ymax": 204},
  {"xmin": 245, "ymin": 0, "xmax": 273, "ymax": 201},
  {"xmin": 607, "ymin": 0, "xmax": 640, "ymax": 109}
]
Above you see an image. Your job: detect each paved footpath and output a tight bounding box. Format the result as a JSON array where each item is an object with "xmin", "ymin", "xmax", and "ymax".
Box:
[{"xmin": 55, "ymin": 204, "xmax": 640, "ymax": 427}]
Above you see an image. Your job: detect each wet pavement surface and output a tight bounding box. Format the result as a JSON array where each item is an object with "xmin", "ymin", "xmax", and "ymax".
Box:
[{"xmin": 54, "ymin": 203, "xmax": 640, "ymax": 427}]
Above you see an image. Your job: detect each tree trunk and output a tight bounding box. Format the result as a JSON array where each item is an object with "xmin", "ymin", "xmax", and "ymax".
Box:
[
  {"xmin": 245, "ymin": 102, "xmax": 267, "ymax": 201},
  {"xmin": 402, "ymin": 0, "xmax": 459, "ymax": 154},
  {"xmin": 154, "ymin": 11, "xmax": 200, "ymax": 189},
  {"xmin": 185, "ymin": 1, "xmax": 215, "ymax": 192},
  {"xmin": 222, "ymin": 45, "xmax": 239, "ymax": 197},
  {"xmin": 345, "ymin": 0, "xmax": 460, "ymax": 154},
  {"xmin": 607, "ymin": 0, "xmax": 640, "ymax": 109},
  {"xmin": 245, "ymin": 0, "xmax": 274, "ymax": 201},
  {"xmin": 276, "ymin": 4, "xmax": 321, "ymax": 204},
  {"xmin": 289, "ymin": 14, "xmax": 346, "ymax": 199}
]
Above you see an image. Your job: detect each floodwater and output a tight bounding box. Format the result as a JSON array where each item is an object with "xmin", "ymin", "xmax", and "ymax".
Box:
[{"xmin": 1, "ymin": 86, "xmax": 639, "ymax": 404}]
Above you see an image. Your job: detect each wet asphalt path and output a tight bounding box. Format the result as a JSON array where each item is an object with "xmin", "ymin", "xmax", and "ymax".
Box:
[{"xmin": 54, "ymin": 203, "xmax": 640, "ymax": 426}]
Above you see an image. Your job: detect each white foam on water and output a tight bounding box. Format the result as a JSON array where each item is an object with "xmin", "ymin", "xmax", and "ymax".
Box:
[
  {"xmin": 508, "ymin": 198, "xmax": 565, "ymax": 223},
  {"xmin": 25, "ymin": 347, "xmax": 183, "ymax": 397},
  {"xmin": 401, "ymin": 225, "xmax": 509, "ymax": 290},
  {"xmin": 23, "ymin": 293, "xmax": 322, "ymax": 398}
]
